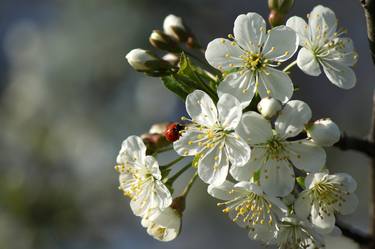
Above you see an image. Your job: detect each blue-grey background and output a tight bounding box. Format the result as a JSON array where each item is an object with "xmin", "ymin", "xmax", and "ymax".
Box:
[{"xmin": 0, "ymin": 0, "xmax": 371, "ymax": 248}]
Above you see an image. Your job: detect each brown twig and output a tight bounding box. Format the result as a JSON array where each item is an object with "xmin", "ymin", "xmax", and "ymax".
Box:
[
  {"xmin": 334, "ymin": 133, "xmax": 375, "ymax": 157},
  {"xmin": 361, "ymin": 0, "xmax": 375, "ymax": 63},
  {"xmin": 359, "ymin": 1, "xmax": 375, "ymax": 247}
]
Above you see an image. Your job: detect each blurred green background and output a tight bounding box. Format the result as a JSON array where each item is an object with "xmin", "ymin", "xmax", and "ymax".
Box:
[{"xmin": 0, "ymin": 0, "xmax": 372, "ymax": 248}]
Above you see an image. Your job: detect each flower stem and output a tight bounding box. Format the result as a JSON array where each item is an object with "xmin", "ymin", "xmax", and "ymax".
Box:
[
  {"xmin": 181, "ymin": 172, "xmax": 198, "ymax": 197},
  {"xmin": 159, "ymin": 156, "xmax": 185, "ymax": 170},
  {"xmin": 283, "ymin": 60, "xmax": 297, "ymax": 73},
  {"xmin": 165, "ymin": 162, "xmax": 192, "ymax": 184},
  {"xmin": 153, "ymin": 145, "xmax": 173, "ymax": 155},
  {"xmin": 183, "ymin": 49, "xmax": 207, "ymax": 67}
]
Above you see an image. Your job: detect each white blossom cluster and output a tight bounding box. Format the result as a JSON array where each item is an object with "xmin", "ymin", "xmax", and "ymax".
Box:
[
  {"xmin": 120, "ymin": 4, "xmax": 359, "ymax": 248},
  {"xmin": 115, "ymin": 136, "xmax": 181, "ymax": 241}
]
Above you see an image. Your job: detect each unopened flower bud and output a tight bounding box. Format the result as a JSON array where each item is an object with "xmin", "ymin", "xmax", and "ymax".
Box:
[
  {"xmin": 162, "ymin": 53, "xmax": 180, "ymax": 66},
  {"xmin": 268, "ymin": 0, "xmax": 294, "ymax": 27},
  {"xmin": 125, "ymin": 48, "xmax": 173, "ymax": 76},
  {"xmin": 164, "ymin": 122, "xmax": 185, "ymax": 142},
  {"xmin": 149, "ymin": 122, "xmax": 169, "ymax": 134},
  {"xmin": 163, "ymin": 14, "xmax": 190, "ymax": 43},
  {"xmin": 142, "ymin": 203, "xmax": 183, "ymax": 242},
  {"xmin": 149, "ymin": 30, "xmax": 182, "ymax": 53},
  {"xmin": 268, "ymin": 0, "xmax": 294, "ymax": 14},
  {"xmin": 306, "ymin": 118, "xmax": 340, "ymax": 146},
  {"xmin": 257, "ymin": 97, "xmax": 282, "ymax": 119},
  {"xmin": 268, "ymin": 10, "xmax": 285, "ymax": 27}
]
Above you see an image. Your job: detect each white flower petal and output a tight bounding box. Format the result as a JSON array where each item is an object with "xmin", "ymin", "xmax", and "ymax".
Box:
[
  {"xmin": 233, "ymin": 12, "xmax": 266, "ymax": 53},
  {"xmin": 305, "ymin": 172, "xmax": 327, "ymax": 189},
  {"xmin": 186, "ymin": 90, "xmax": 218, "ymax": 127},
  {"xmin": 275, "ymin": 100, "xmax": 312, "ymax": 138},
  {"xmin": 205, "ymin": 38, "xmax": 244, "ymax": 70},
  {"xmin": 236, "ymin": 111, "xmax": 273, "ymax": 145},
  {"xmin": 217, "ymin": 71, "xmax": 256, "ymax": 109},
  {"xmin": 198, "ymin": 143, "xmax": 229, "ymax": 186},
  {"xmin": 297, "ymin": 47, "xmax": 322, "ymax": 76},
  {"xmin": 130, "ymin": 181, "xmax": 155, "ymax": 216},
  {"xmin": 230, "ymin": 148, "xmax": 264, "ymax": 181},
  {"xmin": 294, "ymin": 192, "xmax": 312, "ymax": 220},
  {"xmin": 260, "ymin": 159, "xmax": 295, "ymax": 197},
  {"xmin": 224, "ymin": 133, "xmax": 251, "ymax": 167},
  {"xmin": 207, "ymin": 180, "xmax": 236, "ymax": 200},
  {"xmin": 257, "ymin": 68, "xmax": 294, "ymax": 104},
  {"xmin": 173, "ymin": 129, "xmax": 207, "ymax": 156},
  {"xmin": 330, "ymin": 38, "xmax": 358, "ymax": 66},
  {"xmin": 154, "ymin": 180, "xmax": 173, "ymax": 209},
  {"xmin": 311, "ymin": 203, "xmax": 335, "ymax": 234},
  {"xmin": 334, "ymin": 173, "xmax": 357, "ymax": 192},
  {"xmin": 267, "ymin": 196, "xmax": 288, "ymax": 213},
  {"xmin": 322, "ymin": 60, "xmax": 356, "ymax": 89},
  {"xmin": 262, "ymin": 25, "xmax": 299, "ymax": 62},
  {"xmin": 248, "ymin": 224, "xmax": 277, "ymax": 244},
  {"xmin": 117, "ymin": 135, "xmax": 147, "ymax": 165},
  {"xmin": 309, "ymin": 5, "xmax": 337, "ymax": 45},
  {"xmin": 146, "ymin": 207, "xmax": 181, "ymax": 242},
  {"xmin": 286, "ymin": 140, "xmax": 326, "ymax": 172},
  {"xmin": 234, "ymin": 181, "xmax": 262, "ymax": 195},
  {"xmin": 337, "ymin": 193, "xmax": 358, "ymax": 215},
  {"xmin": 217, "ymin": 93, "xmax": 242, "ymax": 130},
  {"xmin": 145, "ymin": 156, "xmax": 161, "ymax": 180},
  {"xmin": 286, "ymin": 16, "xmax": 309, "ymax": 46}
]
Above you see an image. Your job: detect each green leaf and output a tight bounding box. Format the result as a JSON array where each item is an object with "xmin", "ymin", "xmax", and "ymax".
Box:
[
  {"xmin": 177, "ymin": 53, "xmax": 218, "ymax": 101},
  {"xmin": 161, "ymin": 75, "xmax": 194, "ymax": 100}
]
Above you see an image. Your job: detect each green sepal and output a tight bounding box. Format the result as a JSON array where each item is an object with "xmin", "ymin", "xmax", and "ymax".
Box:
[
  {"xmin": 161, "ymin": 75, "xmax": 194, "ymax": 100},
  {"xmin": 252, "ymin": 170, "xmax": 261, "ymax": 183},
  {"xmin": 296, "ymin": 176, "xmax": 305, "ymax": 189}
]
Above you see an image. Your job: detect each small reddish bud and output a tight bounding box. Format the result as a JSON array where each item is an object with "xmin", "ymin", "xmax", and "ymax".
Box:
[
  {"xmin": 268, "ymin": 10, "xmax": 285, "ymax": 27},
  {"xmin": 164, "ymin": 123, "xmax": 184, "ymax": 142}
]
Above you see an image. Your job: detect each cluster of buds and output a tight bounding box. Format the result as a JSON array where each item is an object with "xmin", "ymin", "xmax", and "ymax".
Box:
[{"xmin": 126, "ymin": 14, "xmax": 201, "ymax": 76}]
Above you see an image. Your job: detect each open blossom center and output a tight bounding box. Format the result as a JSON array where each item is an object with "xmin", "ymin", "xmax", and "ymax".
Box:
[
  {"xmin": 310, "ymin": 181, "xmax": 348, "ymax": 214},
  {"xmin": 241, "ymin": 52, "xmax": 267, "ymax": 70},
  {"xmin": 115, "ymin": 164, "xmax": 153, "ymax": 200},
  {"xmin": 218, "ymin": 191, "xmax": 274, "ymax": 225},
  {"xmin": 278, "ymin": 222, "xmax": 317, "ymax": 249},
  {"xmin": 264, "ymin": 136, "xmax": 286, "ymax": 161},
  {"xmin": 181, "ymin": 121, "xmax": 233, "ymax": 154}
]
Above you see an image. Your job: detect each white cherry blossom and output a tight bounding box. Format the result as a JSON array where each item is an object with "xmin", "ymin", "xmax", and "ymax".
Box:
[
  {"xmin": 208, "ymin": 180, "xmax": 286, "ymax": 243},
  {"xmin": 231, "ymin": 100, "xmax": 327, "ymax": 197},
  {"xmin": 294, "ymin": 172, "xmax": 358, "ymax": 234},
  {"xmin": 141, "ymin": 207, "xmax": 182, "ymax": 242},
  {"xmin": 205, "ymin": 12, "xmax": 299, "ymax": 108},
  {"xmin": 287, "ymin": 5, "xmax": 358, "ymax": 89},
  {"xmin": 276, "ymin": 216, "xmax": 325, "ymax": 249},
  {"xmin": 115, "ymin": 136, "xmax": 172, "ymax": 216},
  {"xmin": 174, "ymin": 90, "xmax": 250, "ymax": 186}
]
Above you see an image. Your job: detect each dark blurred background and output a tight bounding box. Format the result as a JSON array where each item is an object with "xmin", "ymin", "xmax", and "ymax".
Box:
[{"xmin": 0, "ymin": 0, "xmax": 371, "ymax": 248}]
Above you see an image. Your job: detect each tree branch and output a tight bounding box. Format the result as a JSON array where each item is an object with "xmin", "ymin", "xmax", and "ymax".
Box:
[
  {"xmin": 334, "ymin": 133, "xmax": 375, "ymax": 157},
  {"xmin": 361, "ymin": 0, "xmax": 375, "ymax": 63},
  {"xmin": 337, "ymin": 221, "xmax": 372, "ymax": 246}
]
